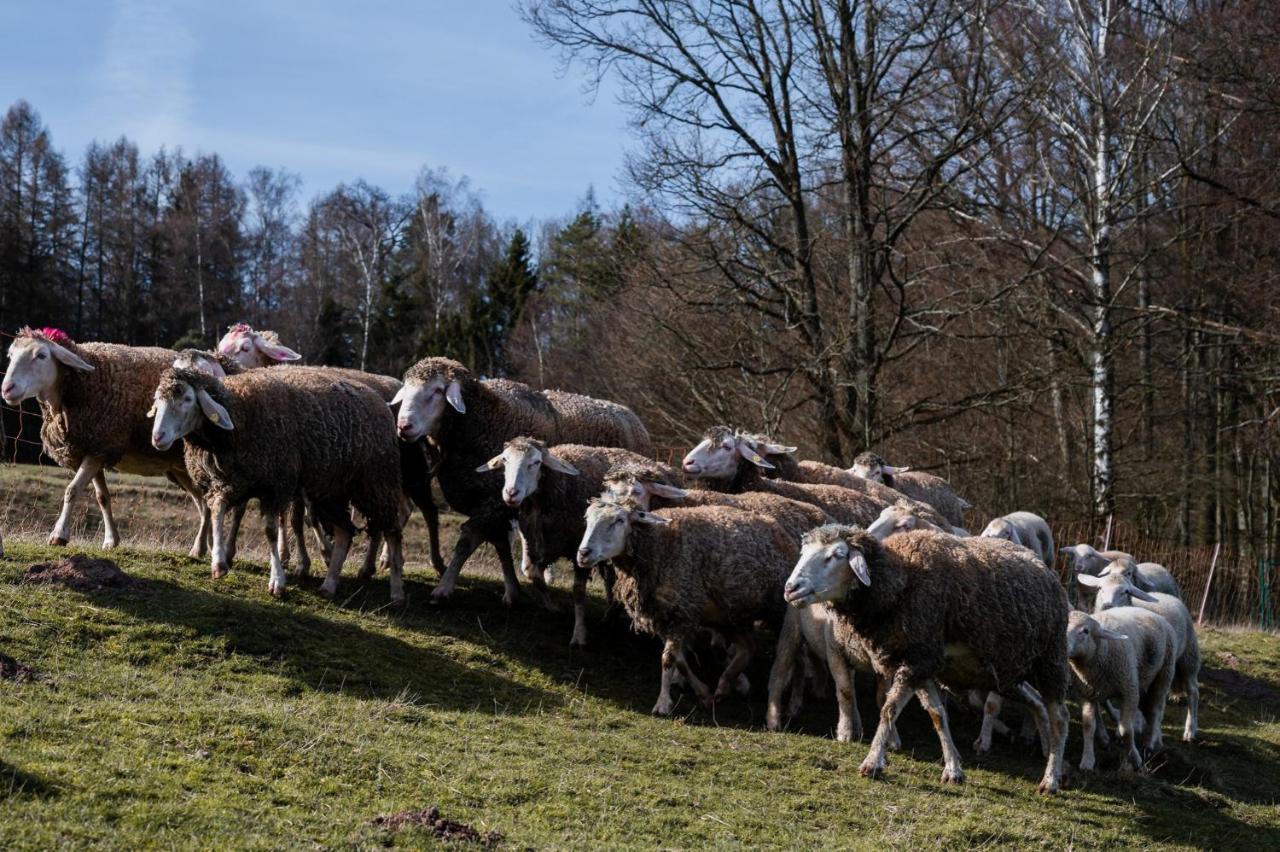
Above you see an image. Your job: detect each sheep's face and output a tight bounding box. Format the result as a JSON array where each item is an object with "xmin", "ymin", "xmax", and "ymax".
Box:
[
  {"xmin": 2, "ymin": 335, "xmax": 92, "ymax": 405},
  {"xmin": 216, "ymin": 326, "xmax": 300, "ymax": 369},
  {"xmin": 1061, "ymin": 543, "xmax": 1101, "ymax": 574},
  {"xmin": 865, "ymin": 504, "xmax": 922, "ymax": 540},
  {"xmin": 848, "ymin": 458, "xmax": 884, "ymax": 482},
  {"xmin": 1065, "ymin": 611, "xmax": 1127, "ymax": 660},
  {"xmin": 980, "ymin": 518, "xmax": 1022, "ymax": 547},
  {"xmin": 784, "ymin": 536, "xmax": 870, "ymax": 607},
  {"xmin": 576, "ymin": 501, "xmax": 668, "ymax": 567},
  {"xmin": 476, "ymin": 440, "xmax": 580, "ymax": 507},
  {"xmin": 173, "ymin": 351, "xmax": 227, "ymax": 378},
  {"xmin": 683, "ymin": 430, "xmax": 774, "ymax": 479},
  {"xmin": 392, "ymin": 376, "xmax": 464, "ymax": 441},
  {"xmin": 602, "ymin": 474, "xmax": 687, "ymax": 510},
  {"xmin": 1098, "ymin": 557, "xmax": 1138, "ymax": 584},
  {"xmin": 150, "ymin": 380, "xmax": 234, "ymax": 450},
  {"xmin": 1076, "ymin": 572, "xmax": 1156, "ymax": 612}
]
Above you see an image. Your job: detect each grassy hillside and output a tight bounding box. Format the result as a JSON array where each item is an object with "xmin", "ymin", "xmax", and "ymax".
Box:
[{"xmin": 1, "ymin": 464, "xmax": 1278, "ymax": 848}]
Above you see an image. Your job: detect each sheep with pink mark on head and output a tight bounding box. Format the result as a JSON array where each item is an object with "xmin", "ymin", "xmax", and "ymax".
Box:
[{"xmin": 216, "ymin": 324, "xmax": 302, "ymax": 369}]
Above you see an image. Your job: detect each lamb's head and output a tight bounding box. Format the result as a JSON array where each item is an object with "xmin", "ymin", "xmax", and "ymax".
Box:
[
  {"xmin": 576, "ymin": 497, "xmax": 669, "ymax": 568},
  {"xmin": 1097, "ymin": 556, "xmax": 1140, "ymax": 584},
  {"xmin": 394, "ymin": 357, "xmax": 469, "ymax": 441},
  {"xmin": 1076, "ymin": 571, "xmax": 1157, "ymax": 612},
  {"xmin": 2, "ymin": 327, "xmax": 93, "ymax": 405},
  {"xmin": 216, "ymin": 324, "xmax": 301, "ymax": 368},
  {"xmin": 865, "ymin": 499, "xmax": 931, "ymax": 540},
  {"xmin": 173, "ymin": 349, "xmax": 230, "ymax": 378},
  {"xmin": 150, "ymin": 368, "xmax": 233, "ymax": 451},
  {"xmin": 848, "ymin": 451, "xmax": 909, "ymax": 484},
  {"xmin": 1066, "ymin": 610, "xmax": 1129, "ymax": 661},
  {"xmin": 980, "ymin": 517, "xmax": 1024, "ymax": 547},
  {"xmin": 601, "ymin": 466, "xmax": 688, "ymax": 509},
  {"xmin": 784, "ymin": 524, "xmax": 876, "ymax": 607},
  {"xmin": 475, "ymin": 436, "xmax": 580, "ymax": 507},
  {"xmin": 681, "ymin": 426, "xmax": 793, "ymax": 479}
]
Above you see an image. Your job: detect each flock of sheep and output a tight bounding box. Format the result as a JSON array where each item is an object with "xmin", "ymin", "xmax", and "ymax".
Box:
[{"xmin": 0, "ymin": 324, "xmax": 1203, "ymax": 796}]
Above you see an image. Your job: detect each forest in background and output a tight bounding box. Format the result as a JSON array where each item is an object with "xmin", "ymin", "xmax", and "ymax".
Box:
[{"xmin": 1, "ymin": 0, "xmax": 1278, "ymax": 565}]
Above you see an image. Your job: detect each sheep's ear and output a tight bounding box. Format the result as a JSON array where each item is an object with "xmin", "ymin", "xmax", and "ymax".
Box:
[
  {"xmin": 1006, "ymin": 527, "xmax": 1024, "ymax": 547},
  {"xmin": 445, "ymin": 380, "xmax": 465, "ymax": 413},
  {"xmin": 737, "ymin": 444, "xmax": 775, "ymax": 469},
  {"xmin": 475, "ymin": 454, "xmax": 505, "ymax": 473},
  {"xmin": 1095, "ymin": 626, "xmax": 1129, "ymax": 641},
  {"xmin": 633, "ymin": 510, "xmax": 670, "ymax": 526},
  {"xmin": 883, "ymin": 464, "xmax": 910, "ymax": 475},
  {"xmin": 543, "ymin": 452, "xmax": 580, "ymax": 475},
  {"xmin": 388, "ymin": 386, "xmax": 407, "ymax": 408},
  {"xmin": 759, "ymin": 441, "xmax": 796, "ymax": 455},
  {"xmin": 146, "ymin": 400, "xmax": 158, "ymax": 418},
  {"xmin": 258, "ymin": 340, "xmax": 301, "ymax": 362},
  {"xmin": 196, "ymin": 389, "xmax": 234, "ymax": 430},
  {"xmin": 1076, "ymin": 573, "xmax": 1105, "ymax": 588},
  {"xmin": 48, "ymin": 343, "xmax": 93, "ymax": 372},
  {"xmin": 646, "ymin": 482, "xmax": 688, "ymax": 500},
  {"xmin": 1126, "ymin": 583, "xmax": 1158, "ymax": 603},
  {"xmin": 848, "ymin": 550, "xmax": 871, "ymax": 586}
]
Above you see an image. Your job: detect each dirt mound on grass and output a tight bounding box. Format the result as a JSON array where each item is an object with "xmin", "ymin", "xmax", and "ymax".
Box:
[
  {"xmin": 23, "ymin": 555, "xmax": 131, "ymax": 591},
  {"xmin": 1201, "ymin": 666, "xmax": 1280, "ymax": 703},
  {"xmin": 373, "ymin": 806, "xmax": 502, "ymax": 846},
  {"xmin": 0, "ymin": 653, "xmax": 37, "ymax": 683}
]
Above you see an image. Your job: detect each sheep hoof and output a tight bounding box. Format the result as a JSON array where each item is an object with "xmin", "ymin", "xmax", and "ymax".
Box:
[
  {"xmin": 501, "ymin": 590, "xmax": 520, "ymax": 609},
  {"xmin": 972, "ymin": 737, "xmax": 991, "ymax": 754},
  {"xmin": 1036, "ymin": 777, "xmax": 1061, "ymax": 795},
  {"xmin": 211, "ymin": 563, "xmax": 229, "ymax": 580},
  {"xmin": 941, "ymin": 767, "xmax": 965, "ymax": 785},
  {"xmin": 356, "ymin": 568, "xmax": 375, "ymax": 583},
  {"xmin": 269, "ymin": 585, "xmax": 286, "ymax": 600},
  {"xmin": 188, "ymin": 545, "xmax": 204, "ymax": 559},
  {"xmin": 652, "ymin": 700, "xmax": 674, "ymax": 717},
  {"xmin": 1078, "ymin": 758, "xmax": 1095, "ymax": 772},
  {"xmin": 430, "ymin": 586, "xmax": 452, "ymax": 605},
  {"xmin": 858, "ymin": 757, "xmax": 886, "ymax": 779},
  {"xmin": 431, "ymin": 560, "xmax": 447, "ymax": 578},
  {"xmin": 291, "ymin": 563, "xmax": 311, "ymax": 579},
  {"xmin": 48, "ymin": 535, "xmax": 68, "ymax": 547},
  {"xmin": 103, "ymin": 537, "xmax": 119, "ymax": 550}
]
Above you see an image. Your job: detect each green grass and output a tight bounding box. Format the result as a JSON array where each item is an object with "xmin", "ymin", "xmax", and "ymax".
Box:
[{"xmin": 1, "ymin": 463, "xmax": 1279, "ymax": 848}]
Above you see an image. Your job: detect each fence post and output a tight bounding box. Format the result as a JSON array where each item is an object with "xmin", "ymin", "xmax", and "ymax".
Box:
[
  {"xmin": 1198, "ymin": 542, "xmax": 1220, "ymax": 628},
  {"xmin": 1103, "ymin": 514, "xmax": 1114, "ymax": 551}
]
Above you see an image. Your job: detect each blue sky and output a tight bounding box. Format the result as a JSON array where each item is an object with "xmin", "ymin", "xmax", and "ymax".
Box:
[{"xmin": 2, "ymin": 0, "xmax": 630, "ymax": 222}]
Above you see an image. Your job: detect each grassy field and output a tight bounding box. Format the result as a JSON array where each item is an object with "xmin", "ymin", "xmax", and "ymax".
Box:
[{"xmin": 1, "ymin": 463, "xmax": 1278, "ymax": 849}]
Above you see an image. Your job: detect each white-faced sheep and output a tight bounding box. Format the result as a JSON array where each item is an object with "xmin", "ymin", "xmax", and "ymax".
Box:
[
  {"xmin": 150, "ymin": 366, "xmax": 406, "ymax": 600},
  {"xmin": 1098, "ymin": 556, "xmax": 1182, "ymax": 599},
  {"xmin": 2, "ymin": 327, "xmax": 210, "ymax": 555},
  {"xmin": 394, "ymin": 357, "xmax": 652, "ymax": 607},
  {"xmin": 980, "ymin": 512, "xmax": 1056, "ymax": 567},
  {"xmin": 1061, "ymin": 544, "xmax": 1181, "ymax": 609},
  {"xmin": 1078, "ymin": 571, "xmax": 1201, "ymax": 742},
  {"xmin": 477, "ymin": 438, "xmax": 670, "ymax": 646},
  {"xmin": 577, "ymin": 498, "xmax": 800, "ymax": 715},
  {"xmin": 196, "ymin": 330, "xmax": 449, "ymax": 577},
  {"xmin": 847, "ymin": 451, "xmax": 972, "ymax": 528},
  {"xmin": 1065, "ymin": 608, "xmax": 1178, "ymax": 771},
  {"xmin": 783, "ymin": 527, "xmax": 1071, "ymax": 793}
]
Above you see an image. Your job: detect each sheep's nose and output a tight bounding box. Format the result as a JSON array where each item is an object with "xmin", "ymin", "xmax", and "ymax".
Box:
[
  {"xmin": 682, "ymin": 459, "xmax": 698, "ymax": 473},
  {"xmin": 576, "ymin": 547, "xmax": 592, "ymax": 566},
  {"xmin": 1, "ymin": 382, "xmax": 14, "ymax": 398},
  {"xmin": 396, "ymin": 421, "xmax": 412, "ymax": 437},
  {"xmin": 784, "ymin": 581, "xmax": 798, "ymax": 594},
  {"xmin": 502, "ymin": 487, "xmax": 520, "ymax": 505}
]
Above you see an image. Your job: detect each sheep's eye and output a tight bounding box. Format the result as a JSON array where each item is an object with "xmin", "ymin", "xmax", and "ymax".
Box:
[
  {"xmin": 36, "ymin": 352, "xmax": 47, "ymax": 359},
  {"xmin": 531, "ymin": 459, "xmax": 541, "ymax": 467}
]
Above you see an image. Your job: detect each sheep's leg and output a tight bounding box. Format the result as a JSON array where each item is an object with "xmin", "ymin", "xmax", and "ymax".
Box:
[
  {"xmin": 766, "ymin": 612, "xmax": 802, "ymax": 732},
  {"xmin": 319, "ymin": 526, "xmax": 353, "ymax": 599},
  {"xmin": 290, "ymin": 499, "xmax": 311, "ymax": 578},
  {"xmin": 1182, "ymin": 670, "xmax": 1200, "ymax": 743},
  {"xmin": 1079, "ymin": 701, "xmax": 1099, "ymax": 771},
  {"xmin": 570, "ymin": 567, "xmax": 590, "ymax": 648},
  {"xmin": 225, "ymin": 503, "xmax": 245, "ymax": 566},
  {"xmin": 406, "ymin": 474, "xmax": 447, "ymax": 576},
  {"xmin": 209, "ymin": 498, "xmax": 231, "ymax": 579},
  {"xmin": 712, "ymin": 632, "xmax": 755, "ymax": 705},
  {"xmin": 50, "ymin": 457, "xmax": 103, "ymax": 546},
  {"xmin": 276, "ymin": 513, "xmax": 291, "ymax": 570},
  {"xmin": 171, "ymin": 469, "xmax": 209, "ymax": 558},
  {"xmin": 875, "ymin": 675, "xmax": 902, "ymax": 752},
  {"xmin": 1037, "ymin": 701, "xmax": 1070, "ymax": 795},
  {"xmin": 1016, "ymin": 682, "xmax": 1052, "ymax": 758},
  {"xmin": 264, "ymin": 513, "xmax": 287, "ymax": 599},
  {"xmin": 915, "ymin": 680, "xmax": 965, "ymax": 785},
  {"xmin": 826, "ymin": 644, "xmax": 861, "ymax": 743},
  {"xmin": 654, "ymin": 639, "xmax": 683, "ymax": 716},
  {"xmin": 358, "ymin": 531, "xmax": 383, "ymax": 582},
  {"xmin": 974, "ymin": 692, "xmax": 1002, "ymax": 754},
  {"xmin": 860, "ymin": 671, "xmax": 914, "ymax": 779},
  {"xmin": 384, "ymin": 531, "xmax": 405, "ymax": 603},
  {"xmin": 308, "ymin": 504, "xmax": 333, "ymax": 563},
  {"xmin": 431, "ymin": 521, "xmax": 488, "ymax": 603},
  {"xmin": 1117, "ymin": 692, "xmax": 1142, "ymax": 771},
  {"xmin": 667, "ymin": 638, "xmax": 713, "ymax": 707},
  {"xmin": 90, "ymin": 470, "xmax": 121, "ymax": 549},
  {"xmin": 492, "ymin": 529, "xmax": 522, "ymax": 608}
]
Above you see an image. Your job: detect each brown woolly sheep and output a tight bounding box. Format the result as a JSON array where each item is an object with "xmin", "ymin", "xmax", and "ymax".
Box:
[
  {"xmin": 848, "ymin": 451, "xmax": 972, "ymax": 527},
  {"xmin": 477, "ymin": 438, "xmax": 665, "ymax": 646},
  {"xmin": 150, "ymin": 366, "xmax": 405, "ymax": 600},
  {"xmin": 2, "ymin": 328, "xmax": 209, "ymax": 555},
  {"xmin": 394, "ymin": 357, "xmax": 652, "ymax": 607},
  {"xmin": 577, "ymin": 498, "xmax": 799, "ymax": 715},
  {"xmin": 783, "ymin": 526, "xmax": 1071, "ymax": 794}
]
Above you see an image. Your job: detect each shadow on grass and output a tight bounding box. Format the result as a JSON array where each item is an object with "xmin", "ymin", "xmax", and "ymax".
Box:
[
  {"xmin": 0, "ymin": 761, "xmax": 58, "ymax": 800},
  {"xmin": 64, "ymin": 569, "xmax": 563, "ymax": 716}
]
